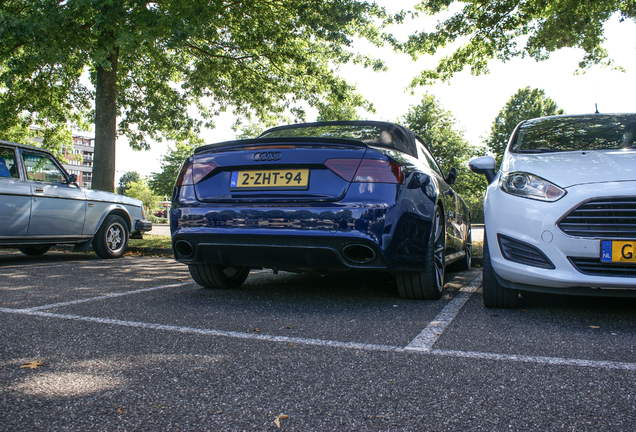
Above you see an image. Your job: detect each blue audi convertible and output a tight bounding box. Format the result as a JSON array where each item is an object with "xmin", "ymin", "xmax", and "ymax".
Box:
[{"xmin": 170, "ymin": 121, "xmax": 471, "ymax": 299}]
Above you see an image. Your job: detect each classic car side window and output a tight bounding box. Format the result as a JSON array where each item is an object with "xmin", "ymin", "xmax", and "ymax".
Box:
[
  {"xmin": 416, "ymin": 140, "xmax": 444, "ymax": 178},
  {"xmin": 21, "ymin": 151, "xmax": 66, "ymax": 183},
  {"xmin": 0, "ymin": 146, "xmax": 19, "ymax": 179}
]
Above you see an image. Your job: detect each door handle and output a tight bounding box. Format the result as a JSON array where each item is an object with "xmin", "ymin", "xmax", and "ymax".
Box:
[{"xmin": 34, "ymin": 187, "xmax": 44, "ymax": 193}]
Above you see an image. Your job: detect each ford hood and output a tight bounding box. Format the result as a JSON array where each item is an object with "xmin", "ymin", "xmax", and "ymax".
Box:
[{"xmin": 501, "ymin": 149, "xmax": 636, "ymax": 188}]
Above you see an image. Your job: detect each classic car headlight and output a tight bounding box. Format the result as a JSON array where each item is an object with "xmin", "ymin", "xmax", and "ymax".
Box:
[{"xmin": 500, "ymin": 172, "xmax": 566, "ymax": 202}]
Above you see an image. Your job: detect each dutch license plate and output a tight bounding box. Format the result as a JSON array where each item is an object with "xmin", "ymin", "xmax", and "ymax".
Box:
[
  {"xmin": 600, "ymin": 240, "xmax": 636, "ymax": 263},
  {"xmin": 229, "ymin": 169, "xmax": 309, "ymax": 189}
]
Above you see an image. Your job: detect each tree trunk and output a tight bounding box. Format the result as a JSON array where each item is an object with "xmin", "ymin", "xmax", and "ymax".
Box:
[{"xmin": 92, "ymin": 48, "xmax": 119, "ymax": 192}]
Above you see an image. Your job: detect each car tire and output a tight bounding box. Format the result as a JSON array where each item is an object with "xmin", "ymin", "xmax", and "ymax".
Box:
[
  {"xmin": 18, "ymin": 245, "xmax": 52, "ymax": 256},
  {"xmin": 396, "ymin": 205, "xmax": 445, "ymax": 300},
  {"xmin": 93, "ymin": 215, "xmax": 129, "ymax": 259},
  {"xmin": 482, "ymin": 231, "xmax": 518, "ymax": 308},
  {"xmin": 188, "ymin": 264, "xmax": 250, "ymax": 289}
]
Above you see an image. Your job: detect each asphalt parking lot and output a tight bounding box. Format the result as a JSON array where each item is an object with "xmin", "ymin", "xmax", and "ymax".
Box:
[{"xmin": 2, "ymin": 250, "xmax": 636, "ymax": 431}]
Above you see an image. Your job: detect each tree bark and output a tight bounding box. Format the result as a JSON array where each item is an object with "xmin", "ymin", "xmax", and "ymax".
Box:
[{"xmin": 92, "ymin": 47, "xmax": 119, "ymax": 192}]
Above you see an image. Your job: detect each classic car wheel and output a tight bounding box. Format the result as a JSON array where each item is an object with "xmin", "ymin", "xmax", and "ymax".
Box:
[
  {"xmin": 188, "ymin": 264, "xmax": 250, "ymax": 289},
  {"xmin": 93, "ymin": 215, "xmax": 129, "ymax": 259},
  {"xmin": 396, "ymin": 205, "xmax": 445, "ymax": 300},
  {"xmin": 482, "ymin": 231, "xmax": 518, "ymax": 308},
  {"xmin": 18, "ymin": 245, "xmax": 51, "ymax": 256}
]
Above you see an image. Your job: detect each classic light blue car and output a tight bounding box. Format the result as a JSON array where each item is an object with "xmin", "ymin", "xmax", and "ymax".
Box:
[{"xmin": 0, "ymin": 140, "xmax": 151, "ymax": 258}]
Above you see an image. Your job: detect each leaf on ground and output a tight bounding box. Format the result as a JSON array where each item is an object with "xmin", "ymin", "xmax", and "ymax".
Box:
[
  {"xmin": 250, "ymin": 328, "xmax": 261, "ymax": 332},
  {"xmin": 117, "ymin": 408, "xmax": 126, "ymax": 414},
  {"xmin": 274, "ymin": 414, "xmax": 288, "ymax": 428},
  {"xmin": 590, "ymin": 325, "xmax": 600, "ymax": 329},
  {"xmin": 20, "ymin": 359, "xmax": 44, "ymax": 369}
]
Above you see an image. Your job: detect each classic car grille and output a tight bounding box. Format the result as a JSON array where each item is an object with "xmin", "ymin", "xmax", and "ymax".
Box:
[
  {"xmin": 498, "ymin": 234, "xmax": 555, "ymax": 269},
  {"xmin": 569, "ymin": 257, "xmax": 636, "ymax": 277},
  {"xmin": 558, "ymin": 197, "xmax": 636, "ymax": 239}
]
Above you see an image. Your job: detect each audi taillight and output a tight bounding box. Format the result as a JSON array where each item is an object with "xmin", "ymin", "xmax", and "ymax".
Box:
[
  {"xmin": 192, "ymin": 162, "xmax": 217, "ymax": 183},
  {"xmin": 324, "ymin": 159, "xmax": 360, "ymax": 182},
  {"xmin": 326, "ymin": 158, "xmax": 403, "ymax": 184},
  {"xmin": 174, "ymin": 160, "xmax": 217, "ymax": 186}
]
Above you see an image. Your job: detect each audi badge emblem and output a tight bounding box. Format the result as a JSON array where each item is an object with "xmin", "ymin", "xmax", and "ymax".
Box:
[{"xmin": 253, "ymin": 151, "xmax": 283, "ymax": 161}]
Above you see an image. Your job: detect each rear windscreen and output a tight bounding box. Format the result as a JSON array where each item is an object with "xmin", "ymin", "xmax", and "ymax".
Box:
[{"xmin": 511, "ymin": 115, "xmax": 636, "ymax": 153}]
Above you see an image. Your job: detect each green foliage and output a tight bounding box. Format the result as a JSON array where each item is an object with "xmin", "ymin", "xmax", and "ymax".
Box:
[
  {"xmin": 125, "ymin": 179, "xmax": 160, "ymax": 212},
  {"xmin": 118, "ymin": 171, "xmax": 141, "ymax": 195},
  {"xmin": 234, "ymin": 122, "xmax": 274, "ymax": 140},
  {"xmin": 0, "ymin": 0, "xmax": 393, "ymax": 191},
  {"xmin": 485, "ymin": 87, "xmax": 564, "ymax": 167},
  {"xmin": 149, "ymin": 142, "xmax": 202, "ymax": 198},
  {"xmin": 400, "ymin": 93, "xmax": 486, "ymax": 192},
  {"xmin": 404, "ymin": 0, "xmax": 634, "ymax": 86},
  {"xmin": 399, "ymin": 93, "xmax": 487, "ymax": 222},
  {"xmin": 235, "ymin": 89, "xmax": 370, "ymax": 139}
]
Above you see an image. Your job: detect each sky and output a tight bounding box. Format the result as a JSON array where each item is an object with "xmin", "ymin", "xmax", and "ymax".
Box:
[{"xmin": 114, "ymin": 3, "xmax": 636, "ymax": 183}]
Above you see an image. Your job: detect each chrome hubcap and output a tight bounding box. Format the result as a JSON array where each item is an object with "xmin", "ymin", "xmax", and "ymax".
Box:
[{"xmin": 106, "ymin": 223, "xmax": 125, "ymax": 253}]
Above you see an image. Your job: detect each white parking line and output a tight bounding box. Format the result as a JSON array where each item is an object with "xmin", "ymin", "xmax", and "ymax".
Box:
[
  {"xmin": 0, "ymin": 308, "xmax": 400, "ymax": 352},
  {"xmin": 17, "ymin": 282, "xmax": 190, "ymax": 312},
  {"xmin": 404, "ymin": 273, "xmax": 481, "ymax": 351},
  {"xmin": 426, "ymin": 348, "xmax": 636, "ymax": 371},
  {"xmin": 2, "ymin": 274, "xmax": 636, "ymax": 372}
]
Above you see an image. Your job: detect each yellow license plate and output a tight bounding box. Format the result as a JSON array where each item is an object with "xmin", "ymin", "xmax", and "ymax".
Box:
[
  {"xmin": 230, "ymin": 169, "xmax": 309, "ymax": 189},
  {"xmin": 601, "ymin": 240, "xmax": 636, "ymax": 263}
]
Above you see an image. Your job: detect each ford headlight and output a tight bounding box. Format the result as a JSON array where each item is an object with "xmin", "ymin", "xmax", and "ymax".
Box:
[{"xmin": 500, "ymin": 172, "xmax": 566, "ymax": 202}]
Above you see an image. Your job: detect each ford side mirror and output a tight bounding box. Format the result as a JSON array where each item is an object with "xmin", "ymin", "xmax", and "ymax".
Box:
[{"xmin": 468, "ymin": 156, "xmax": 497, "ymax": 184}]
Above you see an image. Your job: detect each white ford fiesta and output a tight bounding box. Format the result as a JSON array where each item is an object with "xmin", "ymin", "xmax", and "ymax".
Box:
[{"xmin": 469, "ymin": 113, "xmax": 636, "ymax": 308}]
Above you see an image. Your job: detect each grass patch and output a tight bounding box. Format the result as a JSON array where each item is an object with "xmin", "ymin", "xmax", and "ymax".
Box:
[
  {"xmin": 473, "ymin": 239, "xmax": 483, "ymax": 259},
  {"xmin": 129, "ymin": 235, "xmax": 171, "ymax": 249}
]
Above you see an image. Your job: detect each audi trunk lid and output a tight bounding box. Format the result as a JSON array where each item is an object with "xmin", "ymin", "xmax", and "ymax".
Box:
[{"xmin": 189, "ymin": 137, "xmax": 369, "ymax": 203}]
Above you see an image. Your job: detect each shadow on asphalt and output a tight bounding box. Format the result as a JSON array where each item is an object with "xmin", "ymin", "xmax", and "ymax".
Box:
[{"xmin": 0, "ymin": 250, "xmax": 101, "ymax": 266}]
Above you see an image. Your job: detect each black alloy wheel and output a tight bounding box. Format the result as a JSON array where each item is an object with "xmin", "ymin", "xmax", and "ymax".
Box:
[{"xmin": 396, "ymin": 205, "xmax": 446, "ymax": 299}]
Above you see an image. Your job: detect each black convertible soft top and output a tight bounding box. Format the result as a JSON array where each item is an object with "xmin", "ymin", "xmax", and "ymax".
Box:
[
  {"xmin": 195, "ymin": 121, "xmax": 418, "ymax": 158},
  {"xmin": 260, "ymin": 121, "xmax": 417, "ymax": 157}
]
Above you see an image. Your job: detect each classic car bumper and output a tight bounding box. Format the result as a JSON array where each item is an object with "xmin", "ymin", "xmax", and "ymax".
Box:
[{"xmin": 135, "ymin": 219, "xmax": 153, "ymax": 232}]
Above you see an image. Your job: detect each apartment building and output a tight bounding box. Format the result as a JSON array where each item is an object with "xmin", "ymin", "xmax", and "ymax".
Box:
[
  {"xmin": 64, "ymin": 135, "xmax": 94, "ymax": 188},
  {"xmin": 30, "ymin": 129, "xmax": 95, "ymax": 188}
]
